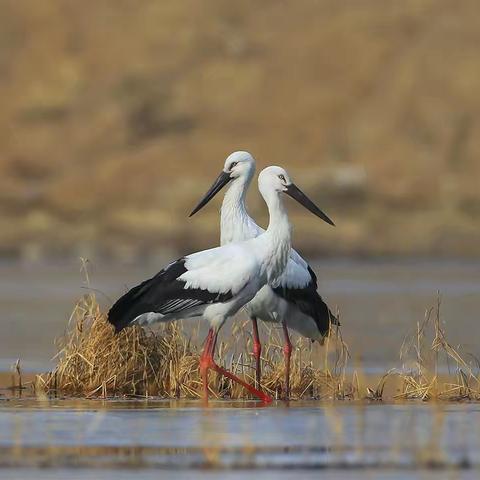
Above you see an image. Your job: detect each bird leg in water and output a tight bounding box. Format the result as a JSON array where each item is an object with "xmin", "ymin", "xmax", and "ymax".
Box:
[
  {"xmin": 282, "ymin": 320, "xmax": 293, "ymax": 400},
  {"xmin": 251, "ymin": 317, "xmax": 262, "ymax": 389},
  {"xmin": 199, "ymin": 328, "xmax": 272, "ymax": 404}
]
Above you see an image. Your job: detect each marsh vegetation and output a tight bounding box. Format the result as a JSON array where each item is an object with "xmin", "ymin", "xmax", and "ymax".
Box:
[{"xmin": 21, "ymin": 289, "xmax": 480, "ymax": 404}]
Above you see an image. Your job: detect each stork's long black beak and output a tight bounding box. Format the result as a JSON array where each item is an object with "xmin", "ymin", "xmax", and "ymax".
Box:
[
  {"xmin": 285, "ymin": 183, "xmax": 335, "ymax": 226},
  {"xmin": 189, "ymin": 171, "xmax": 232, "ymax": 217}
]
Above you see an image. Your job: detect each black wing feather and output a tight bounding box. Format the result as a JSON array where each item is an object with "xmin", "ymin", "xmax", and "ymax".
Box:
[
  {"xmin": 273, "ymin": 266, "xmax": 338, "ymax": 337},
  {"xmin": 108, "ymin": 258, "xmax": 233, "ymax": 332}
]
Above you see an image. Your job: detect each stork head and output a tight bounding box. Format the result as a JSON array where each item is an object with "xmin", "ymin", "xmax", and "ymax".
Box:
[
  {"xmin": 258, "ymin": 166, "xmax": 293, "ymax": 193},
  {"xmin": 223, "ymin": 151, "xmax": 256, "ymax": 179},
  {"xmin": 258, "ymin": 166, "xmax": 335, "ymax": 226},
  {"xmin": 189, "ymin": 151, "xmax": 256, "ymax": 217}
]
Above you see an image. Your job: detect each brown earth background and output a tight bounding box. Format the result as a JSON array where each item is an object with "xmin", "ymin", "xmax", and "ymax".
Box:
[{"xmin": 1, "ymin": 0, "xmax": 480, "ymax": 261}]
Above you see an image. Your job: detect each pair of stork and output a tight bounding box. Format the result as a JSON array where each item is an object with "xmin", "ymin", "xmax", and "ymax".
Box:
[{"xmin": 108, "ymin": 152, "xmax": 336, "ymax": 403}]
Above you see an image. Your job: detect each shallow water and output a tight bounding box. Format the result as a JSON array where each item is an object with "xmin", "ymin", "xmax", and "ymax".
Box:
[
  {"xmin": 0, "ymin": 399, "xmax": 480, "ymax": 478},
  {"xmin": 1, "ymin": 259, "xmax": 480, "ymax": 478}
]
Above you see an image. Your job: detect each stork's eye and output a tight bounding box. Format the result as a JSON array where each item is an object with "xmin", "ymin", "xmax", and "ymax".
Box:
[
  {"xmin": 230, "ymin": 162, "xmax": 238, "ymax": 170},
  {"xmin": 279, "ymin": 174, "xmax": 286, "ymax": 182}
]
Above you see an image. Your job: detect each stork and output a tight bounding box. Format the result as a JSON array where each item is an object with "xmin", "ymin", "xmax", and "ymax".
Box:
[
  {"xmin": 108, "ymin": 166, "xmax": 333, "ymax": 403},
  {"xmin": 190, "ymin": 151, "xmax": 337, "ymax": 398}
]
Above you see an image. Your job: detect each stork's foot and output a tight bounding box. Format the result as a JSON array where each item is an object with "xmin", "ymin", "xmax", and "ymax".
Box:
[
  {"xmin": 200, "ymin": 327, "xmax": 272, "ymax": 404},
  {"xmin": 202, "ymin": 356, "xmax": 272, "ymax": 404}
]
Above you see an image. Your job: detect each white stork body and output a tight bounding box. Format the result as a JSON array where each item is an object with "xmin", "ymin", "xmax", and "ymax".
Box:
[
  {"xmin": 218, "ymin": 152, "xmax": 336, "ymax": 340},
  {"xmin": 189, "ymin": 152, "xmax": 336, "ymax": 397},
  {"xmin": 109, "ymin": 166, "xmax": 310, "ymax": 403},
  {"xmin": 130, "ymin": 227, "xmax": 290, "ymax": 331},
  {"xmin": 222, "ymin": 191, "xmax": 325, "ymax": 340}
]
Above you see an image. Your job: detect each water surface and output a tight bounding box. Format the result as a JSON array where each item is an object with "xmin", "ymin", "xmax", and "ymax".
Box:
[
  {"xmin": 1, "ymin": 259, "xmax": 480, "ymax": 478},
  {"xmin": 1, "ymin": 259, "xmax": 479, "ymax": 370},
  {"xmin": 0, "ymin": 399, "xmax": 479, "ymax": 476}
]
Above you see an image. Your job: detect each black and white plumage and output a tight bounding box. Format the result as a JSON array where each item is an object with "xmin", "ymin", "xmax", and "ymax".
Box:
[
  {"xmin": 189, "ymin": 152, "xmax": 337, "ymax": 397},
  {"xmin": 190, "ymin": 151, "xmax": 337, "ymax": 342},
  {"xmin": 108, "ymin": 240, "xmax": 266, "ymax": 335},
  {"xmin": 108, "ymin": 259, "xmax": 233, "ymax": 332},
  {"xmin": 272, "ymin": 266, "xmax": 335, "ymax": 338},
  {"xmin": 109, "ymin": 165, "xmax": 332, "ymax": 402}
]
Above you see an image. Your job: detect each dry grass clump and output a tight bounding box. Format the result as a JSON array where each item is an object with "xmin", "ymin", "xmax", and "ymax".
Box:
[
  {"xmin": 397, "ymin": 297, "xmax": 480, "ymax": 401},
  {"xmin": 37, "ymin": 293, "xmax": 201, "ymax": 398},
  {"xmin": 34, "ymin": 289, "xmax": 480, "ymax": 402},
  {"xmin": 37, "ymin": 293, "xmax": 354, "ymax": 400},
  {"xmin": 369, "ymin": 295, "xmax": 480, "ymax": 401},
  {"xmin": 33, "ymin": 284, "xmax": 480, "ymax": 403}
]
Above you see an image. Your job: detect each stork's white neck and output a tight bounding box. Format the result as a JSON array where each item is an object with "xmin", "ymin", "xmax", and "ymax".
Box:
[
  {"xmin": 220, "ymin": 174, "xmax": 253, "ymax": 245},
  {"xmin": 257, "ymin": 187, "xmax": 292, "ymax": 287}
]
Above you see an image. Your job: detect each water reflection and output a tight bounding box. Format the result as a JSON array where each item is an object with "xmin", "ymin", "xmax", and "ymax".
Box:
[{"xmin": 1, "ymin": 400, "xmax": 480, "ymax": 471}]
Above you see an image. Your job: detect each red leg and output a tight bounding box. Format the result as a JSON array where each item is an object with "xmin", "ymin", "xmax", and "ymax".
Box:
[
  {"xmin": 200, "ymin": 328, "xmax": 272, "ymax": 404},
  {"xmin": 199, "ymin": 329, "xmax": 216, "ymax": 402},
  {"xmin": 282, "ymin": 320, "xmax": 293, "ymax": 400},
  {"xmin": 251, "ymin": 317, "xmax": 262, "ymax": 389}
]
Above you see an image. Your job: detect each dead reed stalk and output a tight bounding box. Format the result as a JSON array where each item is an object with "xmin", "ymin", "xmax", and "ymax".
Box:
[{"xmin": 392, "ymin": 294, "xmax": 480, "ymax": 401}]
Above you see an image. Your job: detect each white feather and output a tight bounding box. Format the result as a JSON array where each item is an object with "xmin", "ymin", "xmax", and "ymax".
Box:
[
  {"xmin": 180, "ymin": 242, "xmax": 259, "ymax": 295},
  {"xmin": 218, "ymin": 152, "xmax": 326, "ymax": 340}
]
